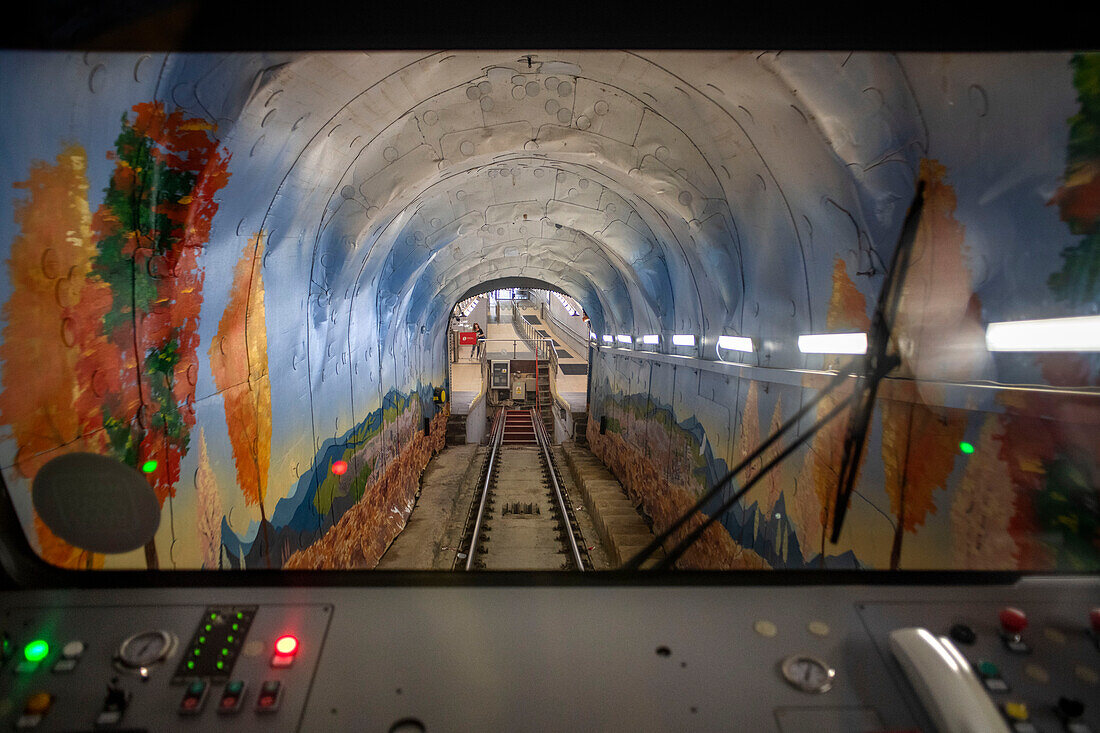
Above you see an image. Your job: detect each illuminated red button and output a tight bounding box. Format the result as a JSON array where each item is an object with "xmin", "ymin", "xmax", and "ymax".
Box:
[
  {"xmin": 1000, "ymin": 607, "xmax": 1028, "ymax": 634},
  {"xmin": 221, "ymin": 696, "xmax": 238, "ymax": 709},
  {"xmin": 182, "ymin": 697, "xmax": 199, "ymax": 711},
  {"xmin": 274, "ymin": 635, "xmax": 299, "ymax": 656}
]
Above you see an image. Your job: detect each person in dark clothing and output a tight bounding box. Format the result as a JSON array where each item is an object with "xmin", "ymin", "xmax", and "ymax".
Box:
[{"xmin": 471, "ymin": 323, "xmax": 485, "ymax": 359}]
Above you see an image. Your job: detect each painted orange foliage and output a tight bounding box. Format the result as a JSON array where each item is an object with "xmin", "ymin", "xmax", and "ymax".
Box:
[
  {"xmin": 0, "ymin": 145, "xmax": 96, "ymax": 474},
  {"xmin": 0, "ymin": 146, "xmax": 112, "ymax": 568},
  {"xmin": 806, "ymin": 256, "xmax": 870, "ymax": 562},
  {"xmin": 880, "ymin": 159, "xmax": 973, "ymax": 568},
  {"xmin": 893, "ymin": 159, "xmax": 983, "ymax": 383},
  {"xmin": 951, "ymin": 414, "xmax": 1017, "ymax": 569},
  {"xmin": 209, "ymin": 232, "xmax": 272, "ymax": 561}
]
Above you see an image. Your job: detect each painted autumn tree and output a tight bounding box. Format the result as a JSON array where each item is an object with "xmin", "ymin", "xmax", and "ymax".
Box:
[
  {"xmin": 805, "ymin": 256, "xmax": 870, "ymax": 564},
  {"xmin": 0, "ymin": 145, "xmax": 104, "ymax": 568},
  {"xmin": 209, "ymin": 232, "xmax": 272, "ymax": 567},
  {"xmin": 879, "ymin": 159, "xmax": 972, "ymax": 568},
  {"xmin": 194, "ymin": 428, "xmax": 223, "ymax": 569},
  {"xmin": 74, "ymin": 102, "xmax": 230, "ymax": 568}
]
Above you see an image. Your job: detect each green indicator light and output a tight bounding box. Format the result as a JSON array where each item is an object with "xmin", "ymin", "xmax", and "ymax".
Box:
[
  {"xmin": 227, "ymin": 636, "xmax": 234, "ymax": 643},
  {"xmin": 210, "ymin": 613, "xmax": 217, "ymax": 620},
  {"xmin": 236, "ymin": 612, "xmax": 243, "ymax": 620},
  {"xmin": 193, "ymin": 649, "xmax": 201, "ymax": 656},
  {"xmin": 204, "ymin": 625, "xmax": 211, "ymax": 632},
  {"xmin": 231, "ymin": 624, "xmax": 239, "ymax": 631},
  {"xmin": 199, "ymin": 636, "xmax": 206, "ymax": 644},
  {"xmin": 187, "ymin": 660, "xmax": 195, "ymax": 670},
  {"xmin": 24, "ymin": 639, "xmax": 49, "ymax": 662},
  {"xmin": 216, "ymin": 660, "xmax": 224, "ymax": 670},
  {"xmin": 221, "ymin": 648, "xmax": 229, "ymax": 656},
  {"xmin": 141, "ymin": 459, "xmax": 157, "ymax": 474},
  {"xmin": 959, "ymin": 441, "xmax": 975, "ymax": 455}
]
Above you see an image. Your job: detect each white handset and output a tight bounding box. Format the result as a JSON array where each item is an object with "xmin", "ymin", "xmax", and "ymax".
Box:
[{"xmin": 888, "ymin": 627, "xmax": 1010, "ymax": 733}]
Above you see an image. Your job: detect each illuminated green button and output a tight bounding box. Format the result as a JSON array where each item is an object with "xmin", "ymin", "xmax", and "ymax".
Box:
[
  {"xmin": 226, "ymin": 680, "xmax": 244, "ymax": 695},
  {"xmin": 978, "ymin": 661, "xmax": 1000, "ymax": 678},
  {"xmin": 216, "ymin": 660, "xmax": 225, "ymax": 670},
  {"xmin": 24, "ymin": 640, "xmax": 49, "ymax": 662}
]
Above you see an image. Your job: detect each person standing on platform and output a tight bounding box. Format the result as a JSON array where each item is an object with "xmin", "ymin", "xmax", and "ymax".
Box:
[{"xmin": 471, "ymin": 323, "xmax": 485, "ymax": 359}]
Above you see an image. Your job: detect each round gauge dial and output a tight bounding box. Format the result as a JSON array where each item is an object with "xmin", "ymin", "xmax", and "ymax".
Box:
[
  {"xmin": 780, "ymin": 654, "xmax": 836, "ymax": 693},
  {"xmin": 117, "ymin": 630, "xmax": 177, "ymax": 670}
]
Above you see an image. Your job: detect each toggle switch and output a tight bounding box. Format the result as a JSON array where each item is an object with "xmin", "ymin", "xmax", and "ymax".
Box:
[
  {"xmin": 95, "ymin": 682, "xmax": 130, "ymax": 727},
  {"xmin": 15, "ymin": 692, "xmax": 52, "ymax": 729},
  {"xmin": 217, "ymin": 679, "xmax": 247, "ymax": 715},
  {"xmin": 178, "ymin": 678, "xmax": 208, "ymax": 715},
  {"xmin": 256, "ymin": 680, "xmax": 282, "ymax": 713},
  {"xmin": 999, "ymin": 607, "xmax": 1030, "ymax": 654}
]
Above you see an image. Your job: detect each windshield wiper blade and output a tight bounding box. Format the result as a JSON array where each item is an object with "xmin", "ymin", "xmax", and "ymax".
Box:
[
  {"xmin": 624, "ymin": 179, "xmax": 925, "ymax": 570},
  {"xmin": 829, "ymin": 180, "xmax": 924, "ymax": 543}
]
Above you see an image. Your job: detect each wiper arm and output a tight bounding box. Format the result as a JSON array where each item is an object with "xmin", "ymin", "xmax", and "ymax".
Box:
[
  {"xmin": 624, "ymin": 179, "xmax": 925, "ymax": 570},
  {"xmin": 830, "ymin": 180, "xmax": 924, "ymax": 543},
  {"xmin": 622, "ymin": 358, "xmax": 861, "ymax": 570}
]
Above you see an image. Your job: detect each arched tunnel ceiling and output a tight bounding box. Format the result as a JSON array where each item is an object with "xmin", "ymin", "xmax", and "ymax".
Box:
[{"xmin": 212, "ymin": 50, "xmax": 924, "ymax": 358}]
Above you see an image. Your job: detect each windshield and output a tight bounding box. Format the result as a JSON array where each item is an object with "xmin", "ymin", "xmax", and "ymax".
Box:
[{"xmin": 0, "ymin": 50, "xmax": 1097, "ymax": 573}]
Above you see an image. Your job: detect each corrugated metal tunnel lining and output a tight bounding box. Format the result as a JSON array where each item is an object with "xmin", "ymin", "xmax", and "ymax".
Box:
[{"xmin": 0, "ymin": 50, "xmax": 1097, "ymax": 572}]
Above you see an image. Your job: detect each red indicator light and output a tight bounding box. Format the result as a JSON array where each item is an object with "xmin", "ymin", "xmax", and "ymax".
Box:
[
  {"xmin": 274, "ymin": 635, "xmax": 299, "ymax": 656},
  {"xmin": 331, "ymin": 460, "xmax": 348, "ymax": 476}
]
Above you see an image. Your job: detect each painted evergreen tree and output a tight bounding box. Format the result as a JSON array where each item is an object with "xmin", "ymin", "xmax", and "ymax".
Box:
[
  {"xmin": 75, "ymin": 102, "xmax": 230, "ymax": 568},
  {"xmin": 1048, "ymin": 53, "xmax": 1100, "ymax": 304},
  {"xmin": 209, "ymin": 232, "xmax": 272, "ymax": 567}
]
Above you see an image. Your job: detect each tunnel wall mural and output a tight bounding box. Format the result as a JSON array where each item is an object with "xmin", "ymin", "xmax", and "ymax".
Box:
[{"xmin": 0, "ymin": 51, "xmax": 1096, "ymax": 570}]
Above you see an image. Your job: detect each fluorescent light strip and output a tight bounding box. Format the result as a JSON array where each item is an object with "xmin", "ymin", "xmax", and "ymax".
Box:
[
  {"xmin": 717, "ymin": 335, "xmax": 754, "ymax": 353},
  {"xmin": 798, "ymin": 332, "xmax": 867, "ymax": 354},
  {"xmin": 672, "ymin": 334, "xmax": 696, "ymax": 347},
  {"xmin": 617, "ymin": 334, "xmax": 633, "ymax": 344},
  {"xmin": 642, "ymin": 334, "xmax": 659, "ymax": 345},
  {"xmin": 602, "ymin": 335, "xmax": 613, "ymax": 343},
  {"xmin": 985, "ymin": 315, "xmax": 1100, "ymax": 352}
]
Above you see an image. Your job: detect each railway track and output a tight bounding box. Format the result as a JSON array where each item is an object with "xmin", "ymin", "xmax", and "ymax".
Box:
[{"xmin": 454, "ymin": 408, "xmax": 592, "ymax": 571}]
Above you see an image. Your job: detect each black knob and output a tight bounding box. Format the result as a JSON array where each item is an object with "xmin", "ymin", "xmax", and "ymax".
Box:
[
  {"xmin": 1056, "ymin": 697, "xmax": 1084, "ymax": 720},
  {"xmin": 949, "ymin": 624, "xmax": 976, "ymax": 645}
]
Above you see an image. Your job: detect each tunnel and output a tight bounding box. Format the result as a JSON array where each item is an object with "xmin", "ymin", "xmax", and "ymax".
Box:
[{"xmin": 0, "ymin": 48, "xmax": 1098, "ymax": 576}]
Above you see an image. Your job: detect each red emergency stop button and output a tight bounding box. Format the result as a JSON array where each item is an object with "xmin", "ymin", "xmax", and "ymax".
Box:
[
  {"xmin": 272, "ymin": 635, "xmax": 298, "ymax": 668},
  {"xmin": 999, "ymin": 607, "xmax": 1028, "ymax": 634}
]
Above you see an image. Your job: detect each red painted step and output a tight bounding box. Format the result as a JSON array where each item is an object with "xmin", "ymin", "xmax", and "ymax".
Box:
[{"xmin": 501, "ymin": 410, "xmax": 537, "ymax": 445}]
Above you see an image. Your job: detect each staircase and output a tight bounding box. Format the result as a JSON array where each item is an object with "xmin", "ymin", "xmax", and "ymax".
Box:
[
  {"xmin": 446, "ymin": 413, "xmax": 467, "ymax": 446},
  {"xmin": 572, "ymin": 412, "xmax": 588, "ymax": 446},
  {"xmin": 501, "ymin": 409, "xmax": 537, "ymax": 445},
  {"xmin": 536, "ymin": 361, "xmax": 553, "ymax": 435}
]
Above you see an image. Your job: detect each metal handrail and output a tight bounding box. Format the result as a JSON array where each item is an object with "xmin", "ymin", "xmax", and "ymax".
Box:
[
  {"xmin": 532, "ymin": 408, "xmax": 585, "ymax": 571},
  {"xmin": 465, "ymin": 408, "xmax": 505, "ymax": 571}
]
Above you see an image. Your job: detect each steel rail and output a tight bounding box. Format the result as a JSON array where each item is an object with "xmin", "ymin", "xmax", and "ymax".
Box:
[
  {"xmin": 465, "ymin": 408, "xmax": 505, "ymax": 571},
  {"xmin": 531, "ymin": 408, "xmax": 585, "ymax": 571}
]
